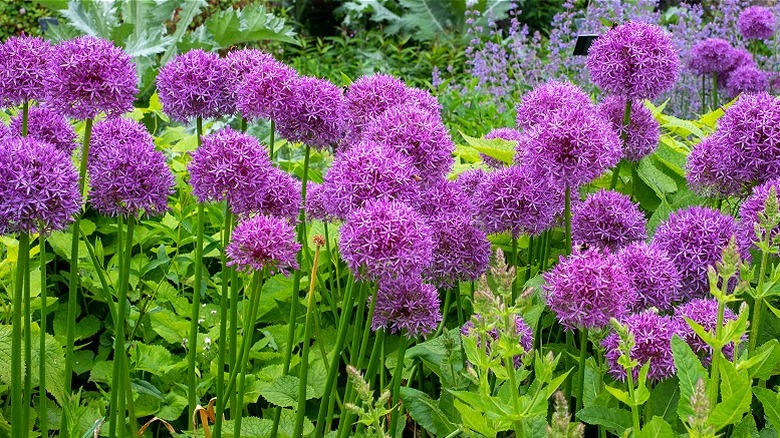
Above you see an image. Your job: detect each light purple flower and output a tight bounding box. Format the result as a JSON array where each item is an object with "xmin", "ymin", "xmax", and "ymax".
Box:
[
  {"xmin": 226, "ymin": 215, "xmax": 301, "ymax": 275},
  {"xmin": 737, "ymin": 6, "xmax": 775, "ymax": 40},
  {"xmin": 404, "ymin": 86, "xmax": 442, "ymax": 117},
  {"xmin": 231, "ymin": 166, "xmax": 302, "ymax": 221},
  {"xmin": 737, "ymin": 178, "xmax": 780, "ymax": 253},
  {"xmin": 603, "ymin": 311, "xmax": 680, "ymax": 383},
  {"xmin": 0, "ymin": 35, "xmax": 52, "ymax": 105},
  {"xmin": 724, "ymin": 65, "xmax": 768, "ymax": 98},
  {"xmin": 688, "ymin": 38, "xmax": 737, "ymax": 75},
  {"xmin": 425, "ymin": 214, "xmax": 491, "ymax": 288},
  {"xmin": 157, "ymin": 49, "xmax": 229, "ymax": 122},
  {"xmin": 572, "ymin": 190, "xmax": 647, "ymax": 251},
  {"xmin": 275, "ymin": 76, "xmax": 346, "ymax": 148},
  {"xmin": 224, "ymin": 48, "xmax": 276, "ymax": 114},
  {"xmin": 304, "ymin": 182, "xmax": 330, "ymax": 222},
  {"xmin": 235, "ymin": 57, "xmax": 298, "ymax": 121},
  {"xmin": 598, "ymin": 96, "xmax": 660, "ymax": 162},
  {"xmin": 372, "ymin": 276, "xmax": 441, "ymax": 338},
  {"xmin": 686, "ymin": 133, "xmax": 743, "ymax": 198},
  {"xmin": 90, "ymin": 116, "xmax": 153, "ymax": 157},
  {"xmin": 720, "ymin": 47, "xmax": 755, "ymax": 87},
  {"xmin": 9, "ymin": 107, "xmax": 76, "ymax": 153},
  {"xmin": 411, "ymin": 177, "xmax": 475, "ymax": 220},
  {"xmin": 343, "ymin": 73, "xmax": 408, "ymax": 138},
  {"xmin": 675, "ymin": 298, "xmax": 739, "ymax": 363},
  {"xmin": 515, "ymin": 81, "xmax": 594, "ymax": 130},
  {"xmin": 457, "ymin": 168, "xmax": 489, "ymax": 200},
  {"xmin": 617, "ymin": 242, "xmax": 682, "ymax": 311}
]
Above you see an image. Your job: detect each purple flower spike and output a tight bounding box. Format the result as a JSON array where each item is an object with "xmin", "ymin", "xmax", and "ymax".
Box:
[
  {"xmin": 0, "ymin": 35, "xmax": 52, "ymax": 105},
  {"xmin": 10, "ymin": 107, "xmax": 77, "ymax": 153},
  {"xmin": 340, "ymin": 200, "xmax": 433, "ymax": 281},
  {"xmin": 515, "ymin": 81, "xmax": 594, "ymax": 130},
  {"xmin": 652, "ymin": 206, "xmax": 738, "ymax": 300},
  {"xmin": 224, "ymin": 48, "xmax": 276, "ymax": 114},
  {"xmin": 572, "ymin": 189, "xmax": 647, "ymax": 251},
  {"xmin": 0, "ymin": 137, "xmax": 81, "ymax": 235},
  {"xmin": 737, "ymin": 179, "xmax": 780, "ymax": 253},
  {"xmin": 602, "ymin": 311, "xmax": 680, "ymax": 383},
  {"xmin": 482, "ymin": 128, "xmax": 522, "ymax": 168},
  {"xmin": 724, "ymin": 65, "xmax": 768, "ymax": 98},
  {"xmin": 344, "ymin": 73, "xmax": 408, "ymax": 138},
  {"xmin": 688, "ymin": 38, "xmax": 737, "ymax": 76},
  {"xmin": 157, "ymin": 49, "xmax": 229, "ymax": 122},
  {"xmin": 47, "ymin": 36, "xmax": 137, "ymax": 119},
  {"xmin": 275, "ymin": 76, "xmax": 346, "ymax": 148},
  {"xmin": 235, "ymin": 57, "xmax": 298, "ymax": 121},
  {"xmin": 617, "ymin": 242, "xmax": 682, "ymax": 312},
  {"xmin": 372, "ymin": 276, "xmax": 441, "ymax": 338},
  {"xmin": 598, "ymin": 96, "xmax": 660, "ymax": 162},
  {"xmin": 675, "ymin": 298, "xmax": 739, "ymax": 363},
  {"xmin": 226, "ymin": 215, "xmax": 301, "ymax": 275},
  {"xmin": 738, "ymin": 6, "xmax": 776, "ymax": 40},
  {"xmin": 544, "ymin": 248, "xmax": 636, "ymax": 331},
  {"xmin": 587, "ymin": 21, "xmax": 680, "ymax": 100}
]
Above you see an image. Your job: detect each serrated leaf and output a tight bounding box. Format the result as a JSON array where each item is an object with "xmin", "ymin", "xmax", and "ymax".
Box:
[
  {"xmin": 747, "ymin": 339, "xmax": 780, "ymax": 379},
  {"xmin": 709, "ymin": 360, "xmax": 751, "ymax": 431},
  {"xmin": 605, "ymin": 385, "xmax": 632, "ymax": 405},
  {"xmin": 576, "ymin": 407, "xmax": 633, "ymax": 435},
  {"xmin": 123, "ymin": 30, "xmax": 172, "ymax": 57},
  {"xmin": 0, "ymin": 325, "xmax": 67, "ymax": 405},
  {"xmin": 648, "ymin": 377, "xmax": 679, "ymax": 424},
  {"xmin": 257, "ymin": 375, "xmax": 313, "ymax": 407},
  {"xmin": 753, "ymin": 387, "xmax": 780, "ymax": 431},
  {"xmin": 59, "ymin": 0, "xmax": 120, "ymax": 39},
  {"xmin": 733, "ymin": 413, "xmax": 760, "ymax": 438},
  {"xmin": 222, "ymin": 416, "xmax": 273, "ymax": 438},
  {"xmin": 672, "ymin": 335, "xmax": 707, "ymax": 421},
  {"xmin": 400, "ymin": 387, "xmax": 458, "ymax": 436},
  {"xmin": 638, "ymin": 159, "xmax": 677, "ymax": 196},
  {"xmin": 638, "ymin": 416, "xmax": 676, "ymax": 438},
  {"xmin": 149, "ymin": 308, "xmax": 189, "ymax": 345},
  {"xmin": 459, "ymin": 131, "xmax": 516, "ymax": 164},
  {"xmin": 203, "ymin": 3, "xmax": 298, "ymax": 48}
]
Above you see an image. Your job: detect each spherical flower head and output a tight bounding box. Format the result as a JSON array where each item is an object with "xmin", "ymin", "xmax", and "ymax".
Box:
[
  {"xmin": 403, "ymin": 87, "xmax": 442, "ymax": 117},
  {"xmin": 88, "ymin": 128, "xmax": 174, "ymax": 218},
  {"xmin": 231, "ymin": 166, "xmax": 302, "ymax": 221},
  {"xmin": 235, "ymin": 57, "xmax": 298, "ymax": 121},
  {"xmin": 425, "ymin": 215, "xmax": 491, "ymax": 288},
  {"xmin": 89, "ymin": 116, "xmax": 152, "ymax": 157},
  {"xmin": 462, "ymin": 314, "xmax": 534, "ymax": 366},
  {"xmin": 675, "ymin": 298, "xmax": 738, "ymax": 363},
  {"xmin": 321, "ymin": 141, "xmax": 417, "ymax": 220},
  {"xmin": 344, "ymin": 73, "xmax": 408, "ymax": 138},
  {"xmin": 275, "ymin": 76, "xmax": 346, "ymax": 148},
  {"xmin": 340, "ymin": 200, "xmax": 434, "ymax": 281},
  {"xmin": 0, "ymin": 35, "xmax": 52, "ymax": 105},
  {"xmin": 587, "ymin": 21, "xmax": 680, "ymax": 99},
  {"xmin": 544, "ymin": 248, "xmax": 636, "ymax": 331},
  {"xmin": 9, "ymin": 107, "xmax": 77, "ymax": 153},
  {"xmin": 372, "ymin": 276, "xmax": 441, "ymax": 338},
  {"xmin": 652, "ymin": 206, "xmax": 738, "ymax": 300},
  {"xmin": 47, "ymin": 36, "xmax": 137, "ymax": 119},
  {"xmin": 738, "ymin": 6, "xmax": 776, "ymax": 40},
  {"xmin": 305, "ymin": 182, "xmax": 330, "ymax": 222},
  {"xmin": 456, "ymin": 168, "xmax": 489, "ymax": 199},
  {"xmin": 482, "ymin": 128, "xmax": 522, "ymax": 169},
  {"xmin": 737, "ymin": 178, "xmax": 780, "ymax": 254},
  {"xmin": 361, "ymin": 104, "xmax": 454, "ymax": 179},
  {"xmin": 572, "ymin": 189, "xmax": 647, "ymax": 251},
  {"xmin": 0, "ymin": 123, "xmax": 9, "ymax": 139},
  {"xmin": 720, "ymin": 47, "xmax": 756, "ymax": 86},
  {"xmin": 224, "ymin": 49, "xmax": 275, "ymax": 114},
  {"xmin": 157, "ymin": 49, "xmax": 229, "ymax": 122},
  {"xmin": 475, "ymin": 165, "xmax": 564, "ymax": 237},
  {"xmin": 0, "ymin": 136, "xmax": 81, "ymax": 234},
  {"xmin": 516, "ymin": 81, "xmax": 594, "ymax": 130},
  {"xmin": 411, "ymin": 177, "xmax": 475, "ymax": 220},
  {"xmin": 686, "ymin": 133, "xmax": 744, "ymax": 198},
  {"xmin": 597, "ymin": 96, "xmax": 660, "ymax": 162},
  {"xmin": 687, "ymin": 38, "xmax": 737, "ymax": 75},
  {"xmin": 617, "ymin": 242, "xmax": 682, "ymax": 311},
  {"xmin": 226, "ymin": 215, "xmax": 301, "ymax": 275},
  {"xmin": 602, "ymin": 311, "xmax": 680, "ymax": 383},
  {"xmin": 724, "ymin": 65, "xmax": 769, "ymax": 99}
]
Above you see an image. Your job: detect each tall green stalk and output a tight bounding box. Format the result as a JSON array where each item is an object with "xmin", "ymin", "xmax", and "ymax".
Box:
[
  {"xmin": 23, "ymin": 235, "xmax": 32, "ymax": 434},
  {"xmin": 712, "ymin": 73, "xmax": 719, "ymax": 109},
  {"xmin": 187, "ymin": 117, "xmax": 205, "ymax": 425},
  {"xmin": 565, "ymin": 187, "xmax": 572, "ymax": 253},
  {"xmin": 214, "ymin": 206, "xmax": 234, "ymax": 438},
  {"xmin": 610, "ymin": 99, "xmax": 633, "ymax": 191},
  {"xmin": 749, "ymin": 231, "xmax": 771, "ymax": 356},
  {"xmin": 388, "ymin": 337, "xmax": 410, "ymax": 437},
  {"xmin": 11, "ymin": 233, "xmax": 30, "ymax": 438},
  {"xmin": 39, "ymin": 235, "xmax": 48, "ymax": 437},
  {"xmin": 575, "ymin": 329, "xmax": 588, "ymax": 412}
]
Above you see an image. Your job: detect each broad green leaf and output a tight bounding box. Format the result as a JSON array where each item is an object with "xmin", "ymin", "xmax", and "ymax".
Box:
[
  {"xmin": 257, "ymin": 375, "xmax": 313, "ymax": 407},
  {"xmin": 660, "ymin": 115, "xmax": 705, "ymax": 139},
  {"xmin": 638, "ymin": 416, "xmax": 677, "ymax": 438},
  {"xmin": 454, "ymin": 398, "xmax": 497, "ymax": 437},
  {"xmin": 0, "ymin": 325, "xmax": 67, "ymax": 405},
  {"xmin": 59, "ymin": 0, "xmax": 120, "ymax": 39},
  {"xmin": 605, "ymin": 385, "xmax": 631, "ymax": 406},
  {"xmin": 753, "ymin": 387, "xmax": 780, "ymax": 431},
  {"xmin": 637, "ymin": 159, "xmax": 677, "ymax": 197},
  {"xmin": 647, "ymin": 377, "xmax": 679, "ymax": 424},
  {"xmin": 221, "ymin": 416, "xmax": 273, "ymax": 437},
  {"xmin": 133, "ymin": 342, "xmax": 185, "ymax": 375},
  {"xmin": 459, "ymin": 131, "xmax": 516, "ymax": 164},
  {"xmin": 400, "ymin": 387, "xmax": 458, "ymax": 436},
  {"xmin": 672, "ymin": 335, "xmax": 707, "ymax": 421},
  {"xmin": 149, "ymin": 308, "xmax": 189, "ymax": 345},
  {"xmin": 576, "ymin": 407, "xmax": 633, "ymax": 436},
  {"xmin": 204, "ymin": 3, "xmax": 298, "ymax": 48},
  {"xmin": 748, "ymin": 339, "xmax": 780, "ymax": 379},
  {"xmin": 709, "ymin": 360, "xmax": 751, "ymax": 431},
  {"xmin": 159, "ymin": 0, "xmax": 208, "ymax": 66},
  {"xmin": 732, "ymin": 413, "xmax": 760, "ymax": 438}
]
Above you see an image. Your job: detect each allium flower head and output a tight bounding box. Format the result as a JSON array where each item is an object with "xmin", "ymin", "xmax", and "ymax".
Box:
[
  {"xmin": 47, "ymin": 36, "xmax": 137, "ymax": 119},
  {"xmin": 481, "ymin": 128, "xmax": 522, "ymax": 168},
  {"xmin": 737, "ymin": 178, "xmax": 780, "ymax": 253},
  {"xmin": 340, "ymin": 200, "xmax": 433, "ymax": 281},
  {"xmin": 411, "ymin": 177, "xmax": 475, "ymax": 219},
  {"xmin": 226, "ymin": 215, "xmax": 301, "ymax": 275},
  {"xmin": 724, "ymin": 65, "xmax": 768, "ymax": 98},
  {"xmin": 9, "ymin": 107, "xmax": 77, "ymax": 153},
  {"xmin": 598, "ymin": 96, "xmax": 660, "ymax": 162},
  {"xmin": 675, "ymin": 298, "xmax": 739, "ymax": 362},
  {"xmin": 572, "ymin": 189, "xmax": 647, "ymax": 251},
  {"xmin": 602, "ymin": 311, "xmax": 680, "ymax": 383},
  {"xmin": 157, "ymin": 49, "xmax": 228, "ymax": 122},
  {"xmin": 516, "ymin": 81, "xmax": 594, "ymax": 130},
  {"xmin": 586, "ymin": 21, "xmax": 680, "ymax": 99},
  {"xmin": 224, "ymin": 49, "xmax": 275, "ymax": 114},
  {"xmin": 0, "ymin": 123, "xmax": 9, "ymax": 139},
  {"xmin": 404, "ymin": 86, "xmax": 442, "ymax": 117},
  {"xmin": 372, "ymin": 276, "xmax": 441, "ymax": 338},
  {"xmin": 687, "ymin": 38, "xmax": 737, "ymax": 75},
  {"xmin": 275, "ymin": 76, "xmax": 346, "ymax": 148},
  {"xmin": 0, "ymin": 136, "xmax": 81, "ymax": 234},
  {"xmin": 652, "ymin": 206, "xmax": 738, "ymax": 300},
  {"xmin": 686, "ymin": 133, "xmax": 743, "ymax": 198},
  {"xmin": 456, "ymin": 168, "xmax": 489, "ymax": 199},
  {"xmin": 425, "ymin": 215, "xmax": 491, "ymax": 288},
  {"xmin": 737, "ymin": 6, "xmax": 776, "ymax": 40},
  {"xmin": 231, "ymin": 166, "xmax": 302, "ymax": 221},
  {"xmin": 720, "ymin": 47, "xmax": 755, "ymax": 86},
  {"xmin": 305, "ymin": 182, "xmax": 329, "ymax": 222},
  {"xmin": 90, "ymin": 116, "xmax": 152, "ymax": 157},
  {"xmin": 235, "ymin": 57, "xmax": 298, "ymax": 121},
  {"xmin": 0, "ymin": 35, "xmax": 52, "ymax": 105},
  {"xmin": 617, "ymin": 242, "xmax": 682, "ymax": 311},
  {"xmin": 544, "ymin": 248, "xmax": 636, "ymax": 330},
  {"xmin": 344, "ymin": 73, "xmax": 408, "ymax": 138}
]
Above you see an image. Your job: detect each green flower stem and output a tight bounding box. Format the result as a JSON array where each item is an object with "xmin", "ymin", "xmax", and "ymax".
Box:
[
  {"xmin": 700, "ymin": 75, "xmax": 707, "ymax": 112},
  {"xmin": 389, "ymin": 336, "xmax": 410, "ymax": 437},
  {"xmin": 214, "ymin": 205, "xmax": 234, "ymax": 438},
  {"xmin": 511, "ymin": 236, "xmax": 519, "ymax": 301},
  {"xmin": 11, "ymin": 232, "xmax": 30, "ymax": 438},
  {"xmin": 187, "ymin": 118, "xmax": 205, "ymax": 425},
  {"xmin": 525, "ymin": 236, "xmax": 535, "ymax": 284},
  {"xmin": 610, "ymin": 99, "xmax": 633, "ymax": 191},
  {"xmin": 23, "ymin": 238, "xmax": 32, "ymax": 434},
  {"xmin": 21, "ymin": 100, "xmax": 29, "ymax": 136},
  {"xmin": 709, "ymin": 296, "xmax": 727, "ymax": 408},
  {"xmin": 456, "ymin": 284, "xmax": 465, "ymax": 328},
  {"xmin": 575, "ymin": 328, "xmax": 588, "ymax": 413},
  {"xmin": 625, "ymin": 363, "xmax": 641, "ymax": 435},
  {"xmin": 233, "ymin": 271, "xmax": 266, "ymax": 438},
  {"xmin": 228, "ymin": 264, "xmax": 239, "ymax": 414},
  {"xmin": 240, "ymin": 115, "xmax": 247, "ymax": 132},
  {"xmin": 712, "ymin": 73, "xmax": 719, "ymax": 109},
  {"xmin": 565, "ymin": 187, "xmax": 572, "ymax": 253},
  {"xmin": 39, "ymin": 235, "xmax": 48, "ymax": 437},
  {"xmin": 435, "ymin": 288, "xmax": 453, "ymax": 337},
  {"xmin": 324, "ymin": 223, "xmax": 342, "ymax": 300},
  {"xmin": 348, "ymin": 283, "xmax": 369, "ymax": 363},
  {"xmin": 564, "ymin": 331, "xmax": 574, "ymax": 402},
  {"xmin": 269, "ymin": 120, "xmax": 275, "ymax": 158},
  {"xmin": 79, "ymin": 226, "xmax": 117, "ymax": 323},
  {"xmin": 749, "ymin": 236, "xmax": 771, "ymax": 356},
  {"xmin": 352, "ymin": 329, "xmax": 386, "ymax": 436}
]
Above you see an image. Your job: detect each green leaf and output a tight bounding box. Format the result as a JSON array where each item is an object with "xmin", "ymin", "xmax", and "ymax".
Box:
[
  {"xmin": 459, "ymin": 131, "xmax": 516, "ymax": 164},
  {"xmin": 672, "ymin": 335, "xmax": 707, "ymax": 421},
  {"xmin": 709, "ymin": 360, "xmax": 751, "ymax": 431},
  {"xmin": 148, "ymin": 308, "xmax": 189, "ymax": 345},
  {"xmin": 453, "ymin": 398, "xmax": 497, "ymax": 436},
  {"xmin": 203, "ymin": 3, "xmax": 298, "ymax": 49},
  {"xmin": 647, "ymin": 377, "xmax": 679, "ymax": 424},
  {"xmin": 257, "ymin": 375, "xmax": 313, "ymax": 407},
  {"xmin": 576, "ymin": 407, "xmax": 633, "ymax": 436},
  {"xmin": 748, "ymin": 339, "xmax": 780, "ymax": 380},
  {"xmin": 59, "ymin": 0, "xmax": 120, "ymax": 39},
  {"xmin": 221, "ymin": 416, "xmax": 273, "ymax": 438},
  {"xmin": 0, "ymin": 325, "xmax": 67, "ymax": 405},
  {"xmin": 604, "ymin": 385, "xmax": 632, "ymax": 406},
  {"xmin": 159, "ymin": 0, "xmax": 208, "ymax": 66},
  {"xmin": 637, "ymin": 159, "xmax": 677, "ymax": 197},
  {"xmin": 399, "ymin": 387, "xmax": 458, "ymax": 436},
  {"xmin": 753, "ymin": 387, "xmax": 780, "ymax": 431},
  {"xmin": 638, "ymin": 416, "xmax": 677, "ymax": 438},
  {"xmin": 732, "ymin": 413, "xmax": 760, "ymax": 438}
]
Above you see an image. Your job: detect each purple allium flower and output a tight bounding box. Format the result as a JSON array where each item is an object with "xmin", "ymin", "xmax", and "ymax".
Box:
[
  {"xmin": 226, "ymin": 215, "xmax": 301, "ymax": 275},
  {"xmin": 9, "ymin": 107, "xmax": 77, "ymax": 153},
  {"xmin": 737, "ymin": 178, "xmax": 780, "ymax": 253},
  {"xmin": 572, "ymin": 190, "xmax": 647, "ymax": 251},
  {"xmin": 275, "ymin": 76, "xmax": 346, "ymax": 148},
  {"xmin": 652, "ymin": 206, "xmax": 738, "ymax": 300},
  {"xmin": 0, "ymin": 123, "xmax": 9, "ymax": 139},
  {"xmin": 724, "ymin": 65, "xmax": 769, "ymax": 98},
  {"xmin": 231, "ymin": 166, "xmax": 302, "ymax": 221},
  {"xmin": 47, "ymin": 36, "xmax": 137, "ymax": 119},
  {"xmin": 404, "ymin": 86, "xmax": 442, "ymax": 117},
  {"xmin": 411, "ymin": 177, "xmax": 475, "ymax": 220},
  {"xmin": 675, "ymin": 298, "xmax": 739, "ymax": 363},
  {"xmin": 456, "ymin": 168, "xmax": 489, "ymax": 200},
  {"xmin": 224, "ymin": 49, "xmax": 276, "ymax": 114},
  {"xmin": 0, "ymin": 136, "xmax": 81, "ymax": 234},
  {"xmin": 344, "ymin": 73, "xmax": 408, "ymax": 138},
  {"xmin": 737, "ymin": 6, "xmax": 776, "ymax": 40},
  {"xmin": 372, "ymin": 276, "xmax": 441, "ymax": 338},
  {"xmin": 0, "ymin": 35, "xmax": 52, "ymax": 105},
  {"xmin": 305, "ymin": 182, "xmax": 330, "ymax": 222},
  {"xmin": 425, "ymin": 215, "xmax": 491, "ymax": 288},
  {"xmin": 321, "ymin": 141, "xmax": 417, "ymax": 220},
  {"xmin": 235, "ymin": 57, "xmax": 298, "ymax": 121},
  {"xmin": 597, "ymin": 96, "xmax": 660, "ymax": 162},
  {"xmin": 89, "ymin": 116, "xmax": 151, "ymax": 157},
  {"xmin": 686, "ymin": 134, "xmax": 743, "ymax": 198},
  {"xmin": 462, "ymin": 314, "xmax": 534, "ymax": 365},
  {"xmin": 687, "ymin": 38, "xmax": 737, "ymax": 75},
  {"xmin": 156, "ymin": 49, "xmax": 229, "ymax": 122},
  {"xmin": 545, "ymin": 248, "xmax": 636, "ymax": 330},
  {"xmin": 481, "ymin": 128, "xmax": 522, "ymax": 168},
  {"xmin": 515, "ymin": 81, "xmax": 594, "ymax": 130},
  {"xmin": 361, "ymin": 105, "xmax": 454, "ymax": 179},
  {"xmin": 340, "ymin": 200, "xmax": 434, "ymax": 281},
  {"xmin": 602, "ymin": 311, "xmax": 680, "ymax": 383},
  {"xmin": 720, "ymin": 47, "xmax": 755, "ymax": 87},
  {"xmin": 475, "ymin": 165, "xmax": 563, "ymax": 237},
  {"xmin": 88, "ymin": 125, "xmax": 174, "ymax": 218},
  {"xmin": 587, "ymin": 21, "xmax": 680, "ymax": 99},
  {"xmin": 617, "ymin": 242, "xmax": 682, "ymax": 311}
]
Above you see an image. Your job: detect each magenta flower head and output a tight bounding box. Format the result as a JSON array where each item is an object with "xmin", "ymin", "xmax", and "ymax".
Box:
[
  {"xmin": 587, "ymin": 21, "xmax": 680, "ymax": 99},
  {"xmin": 688, "ymin": 38, "xmax": 737, "ymax": 75},
  {"xmin": 305, "ymin": 182, "xmax": 330, "ymax": 222},
  {"xmin": 411, "ymin": 177, "xmax": 475, "ymax": 220},
  {"xmin": 686, "ymin": 133, "xmax": 743, "ymax": 198},
  {"xmin": 344, "ymin": 73, "xmax": 408, "ymax": 138},
  {"xmin": 425, "ymin": 215, "xmax": 491, "ymax": 288},
  {"xmin": 675, "ymin": 298, "xmax": 739, "ymax": 363},
  {"xmin": 372, "ymin": 276, "xmax": 441, "ymax": 338},
  {"xmin": 321, "ymin": 141, "xmax": 417, "ymax": 220},
  {"xmin": 598, "ymin": 96, "xmax": 660, "ymax": 162},
  {"xmin": 47, "ymin": 36, "xmax": 137, "ymax": 119},
  {"xmin": 617, "ymin": 242, "xmax": 682, "ymax": 312},
  {"xmin": 572, "ymin": 189, "xmax": 647, "ymax": 251},
  {"xmin": 89, "ymin": 116, "xmax": 151, "ymax": 156},
  {"xmin": 157, "ymin": 49, "xmax": 228, "ymax": 122},
  {"xmin": 275, "ymin": 76, "xmax": 346, "ymax": 148},
  {"xmin": 738, "ymin": 178, "xmax": 780, "ymax": 253},
  {"xmin": 724, "ymin": 65, "xmax": 768, "ymax": 98},
  {"xmin": 231, "ymin": 166, "xmax": 302, "ymax": 221},
  {"xmin": 0, "ymin": 123, "xmax": 9, "ymax": 139},
  {"xmin": 652, "ymin": 206, "xmax": 738, "ymax": 300},
  {"xmin": 0, "ymin": 136, "xmax": 81, "ymax": 234},
  {"xmin": 544, "ymin": 248, "xmax": 636, "ymax": 331},
  {"xmin": 9, "ymin": 107, "xmax": 77, "ymax": 153},
  {"xmin": 475, "ymin": 165, "xmax": 563, "ymax": 237},
  {"xmin": 720, "ymin": 47, "xmax": 756, "ymax": 87},
  {"xmin": 404, "ymin": 86, "xmax": 442, "ymax": 117},
  {"xmin": 457, "ymin": 168, "xmax": 489, "ymax": 199},
  {"xmin": 602, "ymin": 311, "xmax": 680, "ymax": 383},
  {"xmin": 481, "ymin": 128, "xmax": 522, "ymax": 168},
  {"xmin": 224, "ymin": 48, "xmax": 275, "ymax": 114},
  {"xmin": 0, "ymin": 35, "xmax": 52, "ymax": 105},
  {"xmin": 515, "ymin": 81, "xmax": 594, "ymax": 130},
  {"xmin": 738, "ymin": 6, "xmax": 776, "ymax": 40},
  {"xmin": 340, "ymin": 200, "xmax": 434, "ymax": 281},
  {"xmin": 226, "ymin": 215, "xmax": 301, "ymax": 275},
  {"xmin": 235, "ymin": 57, "xmax": 298, "ymax": 121}
]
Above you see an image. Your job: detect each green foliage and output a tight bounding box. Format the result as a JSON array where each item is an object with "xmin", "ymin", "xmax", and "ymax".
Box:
[{"xmin": 0, "ymin": 1, "xmax": 47, "ymax": 39}]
